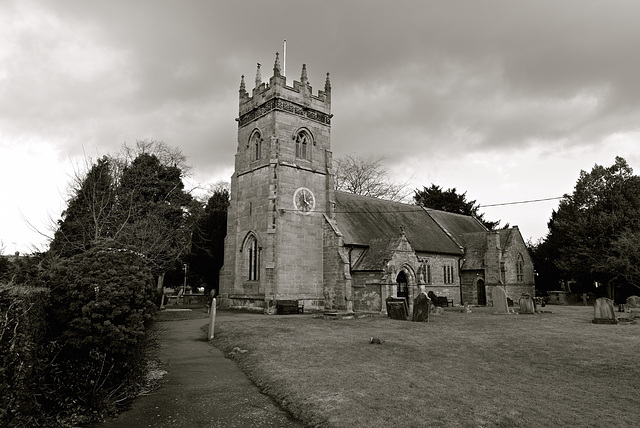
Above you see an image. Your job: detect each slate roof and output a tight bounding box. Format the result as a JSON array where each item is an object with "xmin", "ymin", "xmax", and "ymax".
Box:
[
  {"xmin": 459, "ymin": 232, "xmax": 487, "ymax": 270},
  {"xmin": 333, "ymin": 191, "xmax": 482, "ymax": 258},
  {"xmin": 353, "ymin": 237, "xmax": 403, "ymax": 271},
  {"xmin": 332, "ymin": 192, "xmax": 524, "ymax": 274},
  {"xmin": 459, "ymin": 228, "xmax": 518, "ymax": 270},
  {"xmin": 425, "ymin": 210, "xmax": 488, "ymax": 247}
]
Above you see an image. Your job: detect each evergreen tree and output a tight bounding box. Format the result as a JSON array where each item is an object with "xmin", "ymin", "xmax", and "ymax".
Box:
[
  {"xmin": 189, "ymin": 185, "xmax": 229, "ymax": 296},
  {"xmin": 545, "ymin": 156, "xmax": 640, "ymax": 299},
  {"xmin": 414, "ymin": 184, "xmax": 502, "ymax": 230},
  {"xmin": 114, "ymin": 153, "xmax": 195, "ymax": 276},
  {"xmin": 50, "ymin": 145, "xmax": 196, "ymax": 280}
]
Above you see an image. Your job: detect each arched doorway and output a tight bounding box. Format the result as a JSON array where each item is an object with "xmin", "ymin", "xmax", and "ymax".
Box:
[
  {"xmin": 396, "ymin": 271, "xmax": 409, "ymax": 304},
  {"xmin": 477, "ymin": 278, "xmax": 486, "ymax": 306}
]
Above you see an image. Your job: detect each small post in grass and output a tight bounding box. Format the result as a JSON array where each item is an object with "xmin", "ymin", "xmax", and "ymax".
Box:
[{"xmin": 208, "ymin": 298, "xmax": 217, "ymax": 340}]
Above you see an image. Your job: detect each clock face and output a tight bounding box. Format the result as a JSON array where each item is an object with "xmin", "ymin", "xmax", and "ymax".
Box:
[{"xmin": 293, "ymin": 187, "xmax": 315, "ymax": 213}]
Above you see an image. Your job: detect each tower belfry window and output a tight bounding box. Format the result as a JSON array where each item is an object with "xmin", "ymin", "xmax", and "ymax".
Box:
[{"xmin": 295, "ymin": 131, "xmax": 311, "ymax": 160}]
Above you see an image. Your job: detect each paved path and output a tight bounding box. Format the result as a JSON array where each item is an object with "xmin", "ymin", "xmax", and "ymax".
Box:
[{"xmin": 94, "ymin": 313, "xmax": 302, "ymax": 427}]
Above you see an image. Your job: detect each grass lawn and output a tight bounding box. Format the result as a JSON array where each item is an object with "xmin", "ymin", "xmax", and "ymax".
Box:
[{"xmin": 212, "ymin": 305, "xmax": 640, "ymax": 428}]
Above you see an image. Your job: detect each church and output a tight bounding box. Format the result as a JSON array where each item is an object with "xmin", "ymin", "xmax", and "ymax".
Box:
[{"xmin": 218, "ymin": 53, "xmax": 535, "ymax": 314}]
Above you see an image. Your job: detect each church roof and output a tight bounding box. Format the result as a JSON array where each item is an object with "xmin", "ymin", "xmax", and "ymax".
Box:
[
  {"xmin": 353, "ymin": 237, "xmax": 404, "ymax": 271},
  {"xmin": 425, "ymin": 210, "xmax": 488, "ymax": 247},
  {"xmin": 333, "ymin": 191, "xmax": 478, "ymax": 256},
  {"xmin": 459, "ymin": 232, "xmax": 487, "ymax": 270},
  {"xmin": 459, "ymin": 228, "xmax": 518, "ymax": 270}
]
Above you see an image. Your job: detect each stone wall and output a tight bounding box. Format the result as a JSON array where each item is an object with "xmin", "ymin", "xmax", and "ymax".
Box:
[
  {"xmin": 352, "ymin": 271, "xmax": 383, "ymax": 312},
  {"xmin": 322, "ymin": 218, "xmax": 346, "ymax": 310},
  {"xmin": 220, "ymin": 60, "xmax": 333, "ymax": 313},
  {"xmin": 460, "ymin": 270, "xmax": 484, "ymax": 305},
  {"xmin": 415, "ymin": 252, "xmax": 462, "ymax": 305},
  {"xmin": 499, "ymin": 227, "xmax": 535, "ymax": 302}
]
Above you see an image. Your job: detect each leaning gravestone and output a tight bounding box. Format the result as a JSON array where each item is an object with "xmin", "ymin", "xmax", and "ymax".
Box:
[
  {"xmin": 592, "ymin": 297, "xmax": 618, "ymax": 324},
  {"xmin": 386, "ymin": 296, "xmax": 408, "ymax": 317},
  {"xmin": 493, "ymin": 286, "xmax": 509, "ymax": 314},
  {"xmin": 519, "ymin": 294, "xmax": 535, "ymax": 315},
  {"xmin": 412, "ymin": 292, "xmax": 431, "ymax": 322},
  {"xmin": 388, "ymin": 301, "xmax": 408, "ymax": 320}
]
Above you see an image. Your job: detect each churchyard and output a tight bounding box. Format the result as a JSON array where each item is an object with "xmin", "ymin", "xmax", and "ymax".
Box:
[{"xmin": 213, "ymin": 304, "xmax": 640, "ymax": 427}]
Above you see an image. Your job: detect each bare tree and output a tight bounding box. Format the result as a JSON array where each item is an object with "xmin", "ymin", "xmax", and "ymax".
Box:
[
  {"xmin": 120, "ymin": 139, "xmax": 192, "ymax": 176},
  {"xmin": 334, "ymin": 154, "xmax": 410, "ymax": 202},
  {"xmin": 50, "ymin": 155, "xmax": 119, "ymax": 257}
]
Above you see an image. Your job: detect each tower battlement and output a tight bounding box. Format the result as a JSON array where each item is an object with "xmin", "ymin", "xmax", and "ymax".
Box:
[{"xmin": 237, "ymin": 53, "xmax": 331, "ymax": 128}]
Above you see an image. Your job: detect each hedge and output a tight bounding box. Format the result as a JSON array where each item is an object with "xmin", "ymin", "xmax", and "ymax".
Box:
[{"xmin": 0, "ymin": 285, "xmax": 49, "ymax": 426}]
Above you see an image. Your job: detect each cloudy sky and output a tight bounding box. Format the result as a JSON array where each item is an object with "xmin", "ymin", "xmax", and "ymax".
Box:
[{"xmin": 2, "ymin": 0, "xmax": 640, "ymax": 254}]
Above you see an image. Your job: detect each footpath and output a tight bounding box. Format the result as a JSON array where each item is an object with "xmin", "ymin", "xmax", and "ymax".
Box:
[{"xmin": 94, "ymin": 311, "xmax": 302, "ymax": 428}]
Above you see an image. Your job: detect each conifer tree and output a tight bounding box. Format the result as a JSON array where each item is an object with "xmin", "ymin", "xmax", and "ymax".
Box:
[{"xmin": 414, "ymin": 184, "xmax": 502, "ymax": 230}]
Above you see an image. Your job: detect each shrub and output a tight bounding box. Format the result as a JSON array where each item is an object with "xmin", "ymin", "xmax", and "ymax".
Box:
[
  {"xmin": 0, "ymin": 285, "xmax": 49, "ymax": 426},
  {"xmin": 42, "ymin": 245, "xmax": 157, "ymax": 423}
]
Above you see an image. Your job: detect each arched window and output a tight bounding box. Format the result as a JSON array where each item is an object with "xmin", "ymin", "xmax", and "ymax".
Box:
[
  {"xmin": 443, "ymin": 263, "xmax": 454, "ymax": 284},
  {"xmin": 295, "ymin": 130, "xmax": 311, "ymax": 160},
  {"xmin": 419, "ymin": 260, "xmax": 432, "ymax": 284},
  {"xmin": 244, "ymin": 234, "xmax": 260, "ymax": 281},
  {"xmin": 516, "ymin": 254, "xmax": 524, "ymax": 283},
  {"xmin": 396, "ymin": 271, "xmax": 408, "ymax": 303},
  {"xmin": 250, "ymin": 130, "xmax": 262, "ymax": 161}
]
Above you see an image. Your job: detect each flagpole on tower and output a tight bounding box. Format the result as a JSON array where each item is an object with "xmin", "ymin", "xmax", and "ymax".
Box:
[{"xmin": 283, "ymin": 39, "xmax": 287, "ymax": 78}]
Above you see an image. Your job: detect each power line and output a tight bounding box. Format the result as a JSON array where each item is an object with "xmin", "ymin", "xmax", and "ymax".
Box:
[
  {"xmin": 279, "ymin": 195, "xmax": 565, "ymax": 214},
  {"xmin": 479, "ymin": 196, "xmax": 564, "ymax": 208},
  {"xmin": 270, "ymin": 195, "xmax": 567, "ymax": 215}
]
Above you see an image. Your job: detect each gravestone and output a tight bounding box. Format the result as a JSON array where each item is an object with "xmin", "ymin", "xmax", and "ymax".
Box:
[
  {"xmin": 492, "ymin": 286, "xmax": 509, "ymax": 314},
  {"xmin": 386, "ymin": 296, "xmax": 408, "ymax": 318},
  {"xmin": 388, "ymin": 301, "xmax": 408, "ymax": 320},
  {"xmin": 626, "ymin": 295, "xmax": 640, "ymax": 308},
  {"xmin": 592, "ymin": 297, "xmax": 618, "ymax": 324},
  {"xmin": 412, "ymin": 292, "xmax": 431, "ymax": 322},
  {"xmin": 518, "ymin": 294, "xmax": 535, "ymax": 315}
]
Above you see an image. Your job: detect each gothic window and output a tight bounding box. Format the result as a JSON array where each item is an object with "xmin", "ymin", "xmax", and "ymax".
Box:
[
  {"xmin": 516, "ymin": 254, "xmax": 524, "ymax": 283},
  {"xmin": 244, "ymin": 234, "xmax": 260, "ymax": 281},
  {"xmin": 295, "ymin": 130, "xmax": 311, "ymax": 160},
  {"xmin": 500, "ymin": 262, "xmax": 506, "ymax": 283},
  {"xmin": 443, "ymin": 264, "xmax": 454, "ymax": 284},
  {"xmin": 418, "ymin": 261, "xmax": 431, "ymax": 284},
  {"xmin": 250, "ymin": 130, "xmax": 262, "ymax": 161}
]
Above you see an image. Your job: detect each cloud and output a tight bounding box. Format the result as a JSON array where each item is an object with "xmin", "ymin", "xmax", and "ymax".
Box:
[{"xmin": 2, "ymin": 0, "xmax": 640, "ymax": 250}]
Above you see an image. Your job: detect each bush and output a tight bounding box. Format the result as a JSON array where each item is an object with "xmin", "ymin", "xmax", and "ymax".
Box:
[
  {"xmin": 42, "ymin": 245, "xmax": 157, "ymax": 423},
  {"xmin": 0, "ymin": 285, "xmax": 49, "ymax": 426}
]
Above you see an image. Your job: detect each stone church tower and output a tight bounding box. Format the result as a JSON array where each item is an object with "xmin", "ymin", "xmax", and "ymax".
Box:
[{"xmin": 219, "ymin": 53, "xmax": 333, "ymax": 313}]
